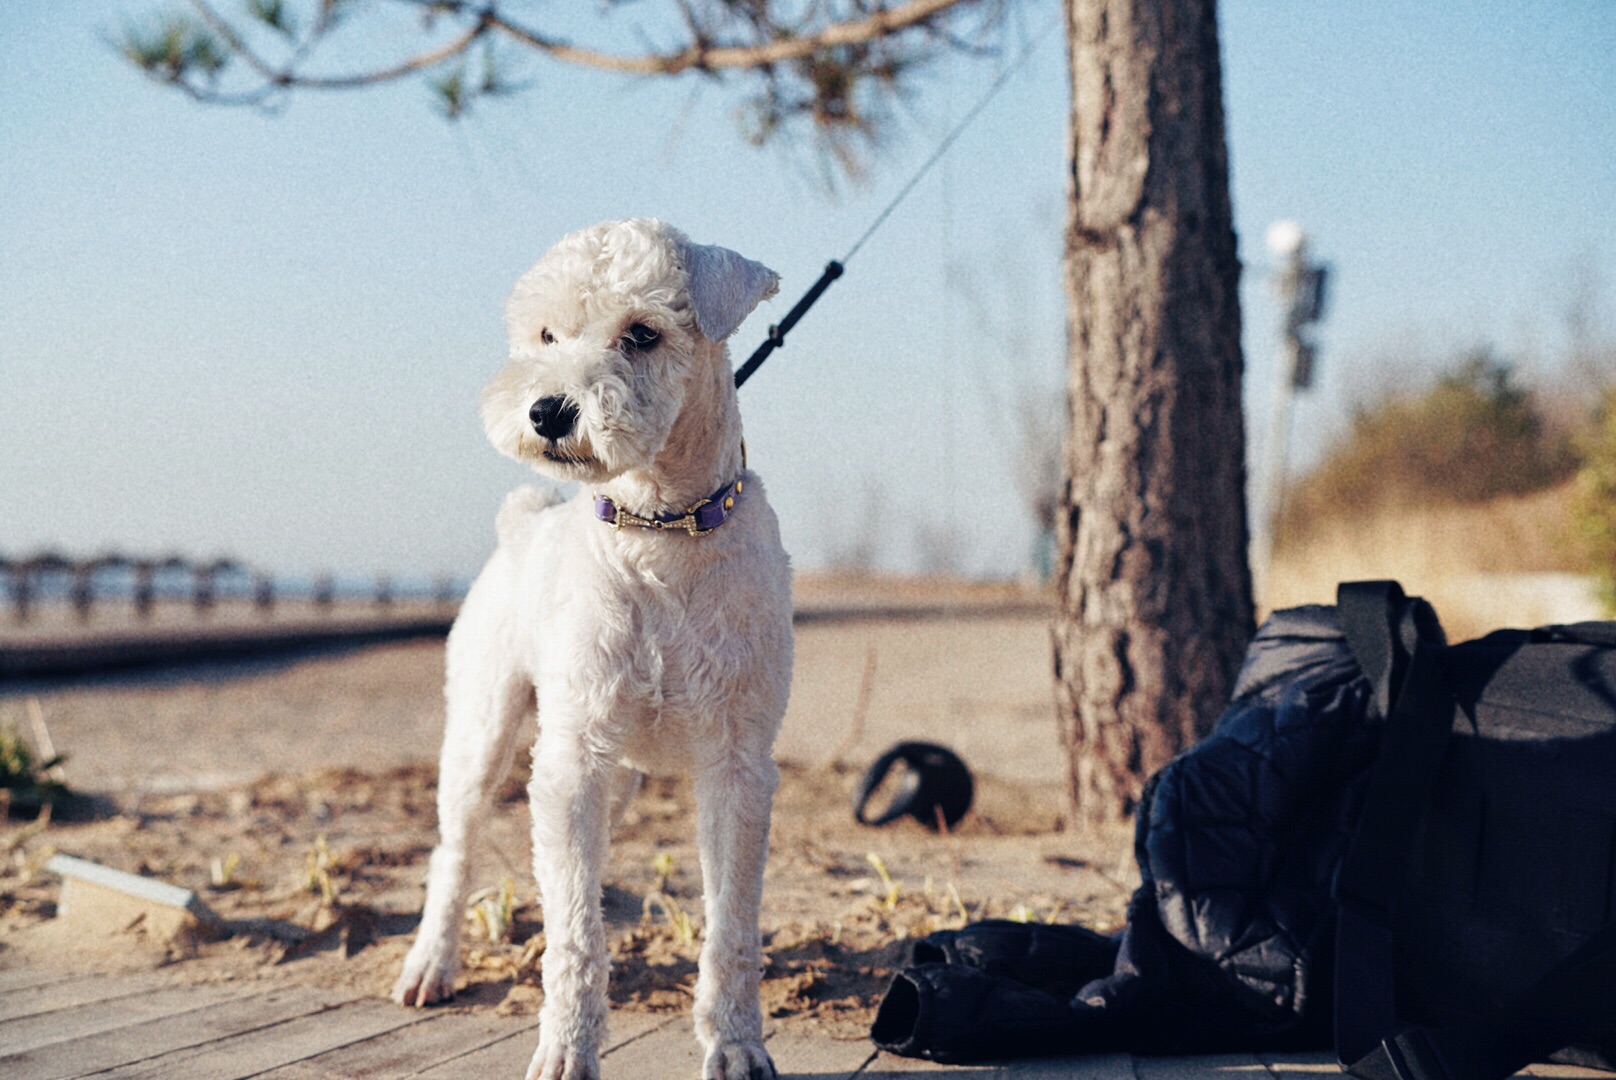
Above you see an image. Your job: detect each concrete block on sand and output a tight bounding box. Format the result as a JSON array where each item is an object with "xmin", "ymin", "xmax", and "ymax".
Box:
[{"xmin": 47, "ymin": 854, "xmax": 223, "ymax": 943}]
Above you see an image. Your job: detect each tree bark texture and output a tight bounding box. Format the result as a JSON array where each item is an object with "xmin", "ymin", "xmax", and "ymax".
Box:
[{"xmin": 1054, "ymin": 0, "xmax": 1255, "ymax": 824}]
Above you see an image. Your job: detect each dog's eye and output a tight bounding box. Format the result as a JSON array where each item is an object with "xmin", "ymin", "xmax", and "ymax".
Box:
[
  {"xmin": 540, "ymin": 328, "xmax": 555, "ymax": 345},
  {"xmin": 621, "ymin": 324, "xmax": 660, "ymax": 352}
]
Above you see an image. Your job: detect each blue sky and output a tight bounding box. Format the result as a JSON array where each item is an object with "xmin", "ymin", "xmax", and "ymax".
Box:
[{"xmin": 2, "ymin": 1, "xmax": 1613, "ymax": 580}]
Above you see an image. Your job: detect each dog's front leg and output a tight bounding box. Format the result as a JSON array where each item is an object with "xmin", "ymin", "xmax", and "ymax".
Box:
[
  {"xmin": 527, "ymin": 726, "xmax": 611, "ymax": 1080},
  {"xmin": 693, "ymin": 752, "xmax": 780, "ymax": 1080}
]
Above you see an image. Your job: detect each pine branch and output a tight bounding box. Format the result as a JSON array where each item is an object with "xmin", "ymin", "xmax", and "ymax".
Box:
[
  {"xmin": 118, "ymin": 0, "xmax": 1003, "ymax": 170},
  {"xmin": 485, "ymin": 0, "xmax": 977, "ymax": 75}
]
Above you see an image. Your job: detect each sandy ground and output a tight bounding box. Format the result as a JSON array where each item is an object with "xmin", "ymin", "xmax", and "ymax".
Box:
[{"xmin": 0, "ymin": 577, "xmax": 1133, "ymax": 1040}]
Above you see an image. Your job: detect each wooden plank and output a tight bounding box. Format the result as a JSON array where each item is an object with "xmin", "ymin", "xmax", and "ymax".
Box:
[
  {"xmin": 1134, "ymin": 1054, "xmax": 1270, "ymax": 1080},
  {"xmin": 0, "ymin": 982, "xmax": 236, "ymax": 1059},
  {"xmin": 0, "ymin": 985, "xmax": 355, "ymax": 1080},
  {"xmin": 540, "ymin": 1016, "xmax": 682, "ymax": 1080},
  {"xmin": 855, "ymin": 1052, "xmax": 993, "ymax": 1077},
  {"xmin": 1263, "ymin": 1050, "xmax": 1611, "ymax": 1080},
  {"xmin": 1257, "ymin": 1050, "xmax": 1338, "ymax": 1080},
  {"xmin": 415, "ymin": 1009, "xmax": 672, "ymax": 1078},
  {"xmin": 0, "ymin": 969, "xmax": 88, "ymax": 996},
  {"xmin": 596, "ymin": 1025, "xmax": 700, "ymax": 1080},
  {"xmin": 855, "ymin": 1049, "xmax": 1139, "ymax": 1078},
  {"xmin": 599, "ymin": 1011, "xmax": 679, "ymax": 1056},
  {"xmin": 745, "ymin": 1032, "xmax": 876, "ymax": 1078},
  {"xmin": 601, "ymin": 1023, "xmax": 873, "ymax": 1080},
  {"xmin": 408, "ymin": 1018, "xmax": 544, "ymax": 1078},
  {"xmin": 0, "ymin": 972, "xmax": 168, "ymax": 1023},
  {"xmin": 1008, "ymin": 1053, "xmax": 1142, "ymax": 1079},
  {"xmin": 92, "ymin": 998, "xmax": 424, "ymax": 1079},
  {"xmin": 256, "ymin": 1010, "xmax": 542, "ymax": 1079}
]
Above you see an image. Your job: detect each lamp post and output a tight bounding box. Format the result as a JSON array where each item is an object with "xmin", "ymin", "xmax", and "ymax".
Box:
[{"xmin": 1255, "ymin": 221, "xmax": 1330, "ymax": 594}]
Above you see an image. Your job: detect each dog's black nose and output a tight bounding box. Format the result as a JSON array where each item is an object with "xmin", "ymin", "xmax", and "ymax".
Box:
[{"xmin": 529, "ymin": 396, "xmax": 579, "ymax": 441}]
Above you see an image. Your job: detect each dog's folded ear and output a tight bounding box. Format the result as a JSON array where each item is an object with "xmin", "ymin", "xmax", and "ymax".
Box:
[{"xmin": 676, "ymin": 239, "xmax": 781, "ymax": 343}]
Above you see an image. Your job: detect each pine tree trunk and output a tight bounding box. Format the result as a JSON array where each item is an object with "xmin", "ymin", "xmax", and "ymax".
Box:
[{"xmin": 1054, "ymin": 0, "xmax": 1255, "ymax": 825}]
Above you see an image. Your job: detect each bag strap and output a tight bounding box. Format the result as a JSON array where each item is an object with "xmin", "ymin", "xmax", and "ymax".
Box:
[
  {"xmin": 1532, "ymin": 622, "xmax": 1616, "ymax": 648},
  {"xmin": 1336, "ymin": 580, "xmax": 1410, "ymax": 721},
  {"xmin": 1334, "ymin": 580, "xmax": 1616, "ymax": 1079},
  {"xmin": 1333, "ymin": 581, "xmax": 1457, "ymax": 1067},
  {"xmin": 1335, "ymin": 581, "xmax": 1454, "ymax": 920},
  {"xmin": 1347, "ymin": 918, "xmax": 1616, "ymax": 1080}
]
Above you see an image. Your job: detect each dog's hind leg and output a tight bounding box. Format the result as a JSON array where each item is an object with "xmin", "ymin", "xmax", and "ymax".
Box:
[
  {"xmin": 394, "ymin": 566, "xmax": 532, "ymax": 1008},
  {"xmin": 605, "ymin": 763, "xmax": 644, "ymax": 834},
  {"xmin": 692, "ymin": 747, "xmax": 781, "ymax": 1080}
]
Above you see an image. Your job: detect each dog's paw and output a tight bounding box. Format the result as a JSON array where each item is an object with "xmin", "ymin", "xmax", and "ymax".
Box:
[
  {"xmin": 391, "ymin": 942, "xmax": 458, "ymax": 1007},
  {"xmin": 525, "ymin": 1038, "xmax": 599, "ymax": 1080},
  {"xmin": 702, "ymin": 1040, "xmax": 778, "ymax": 1080}
]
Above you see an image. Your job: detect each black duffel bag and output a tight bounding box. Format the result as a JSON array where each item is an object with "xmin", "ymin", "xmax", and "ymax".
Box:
[
  {"xmin": 1334, "ymin": 580, "xmax": 1616, "ymax": 1079},
  {"xmin": 871, "ymin": 580, "xmax": 1616, "ymax": 1078}
]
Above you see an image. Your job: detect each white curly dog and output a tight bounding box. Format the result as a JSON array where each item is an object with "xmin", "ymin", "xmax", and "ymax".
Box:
[{"xmin": 393, "ymin": 218, "xmax": 793, "ymax": 1080}]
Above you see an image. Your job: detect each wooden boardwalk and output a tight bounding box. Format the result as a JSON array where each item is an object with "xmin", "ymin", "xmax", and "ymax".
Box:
[
  {"xmin": 0, "ymin": 970, "xmax": 1607, "ymax": 1080},
  {"xmin": 0, "ymin": 606, "xmax": 455, "ymax": 681},
  {"xmin": 0, "ymin": 586, "xmax": 1043, "ymax": 683}
]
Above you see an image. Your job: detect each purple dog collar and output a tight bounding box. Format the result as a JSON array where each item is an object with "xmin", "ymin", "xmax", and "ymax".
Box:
[{"xmin": 594, "ymin": 478, "xmax": 743, "ymax": 537}]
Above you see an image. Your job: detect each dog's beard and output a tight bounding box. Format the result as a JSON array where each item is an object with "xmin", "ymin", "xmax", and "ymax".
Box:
[
  {"xmin": 540, "ymin": 444, "xmax": 592, "ymax": 466},
  {"xmin": 516, "ymin": 428, "xmax": 609, "ymax": 480}
]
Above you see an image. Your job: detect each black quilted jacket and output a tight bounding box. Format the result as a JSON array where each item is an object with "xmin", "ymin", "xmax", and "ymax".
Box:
[{"xmin": 872, "ymin": 605, "xmax": 1384, "ymax": 1062}]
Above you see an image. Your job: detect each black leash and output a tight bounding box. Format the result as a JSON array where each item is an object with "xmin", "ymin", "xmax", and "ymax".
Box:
[
  {"xmin": 733, "ymin": 13, "xmax": 1060, "ymax": 389},
  {"xmin": 733, "ymin": 259, "xmax": 843, "ymax": 387}
]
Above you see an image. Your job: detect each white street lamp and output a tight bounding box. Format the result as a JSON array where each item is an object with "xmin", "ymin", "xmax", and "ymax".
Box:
[{"xmin": 1255, "ymin": 221, "xmax": 1330, "ymax": 594}]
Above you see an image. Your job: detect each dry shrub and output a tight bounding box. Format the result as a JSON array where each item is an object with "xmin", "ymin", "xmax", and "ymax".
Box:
[
  {"xmin": 1278, "ymin": 351, "xmax": 1576, "ymax": 546},
  {"xmin": 1267, "ymin": 350, "xmax": 1600, "ymax": 637},
  {"xmin": 1265, "ymin": 484, "xmax": 1599, "ymax": 640}
]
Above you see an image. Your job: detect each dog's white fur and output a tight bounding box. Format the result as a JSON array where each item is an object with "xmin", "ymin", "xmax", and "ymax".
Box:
[{"xmin": 392, "ymin": 219, "xmax": 793, "ymax": 1080}]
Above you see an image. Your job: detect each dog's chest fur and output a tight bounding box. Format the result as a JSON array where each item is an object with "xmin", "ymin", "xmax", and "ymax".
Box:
[{"xmin": 517, "ymin": 485, "xmax": 792, "ymax": 771}]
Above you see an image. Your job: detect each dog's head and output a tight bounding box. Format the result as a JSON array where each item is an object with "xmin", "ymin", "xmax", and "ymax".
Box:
[{"xmin": 482, "ymin": 218, "xmax": 779, "ymax": 483}]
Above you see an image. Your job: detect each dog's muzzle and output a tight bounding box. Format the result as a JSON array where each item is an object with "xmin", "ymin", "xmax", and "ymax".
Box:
[{"xmin": 529, "ymin": 396, "xmax": 579, "ymax": 441}]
